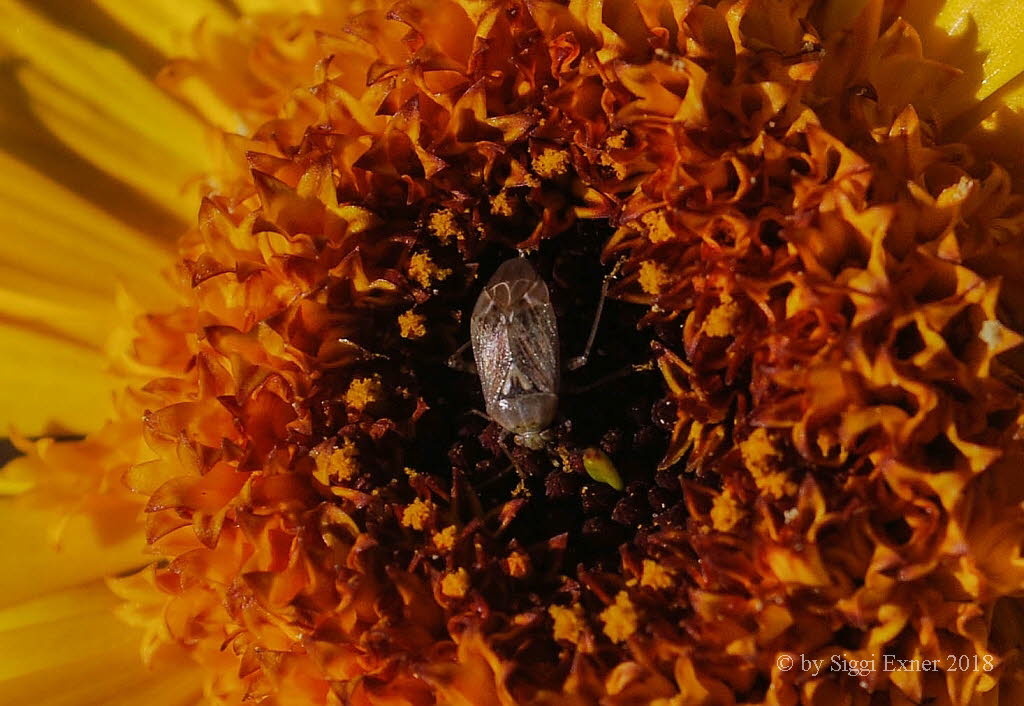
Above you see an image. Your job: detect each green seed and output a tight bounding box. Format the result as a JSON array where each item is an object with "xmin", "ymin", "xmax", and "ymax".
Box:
[{"xmin": 583, "ymin": 447, "xmax": 623, "ymax": 490}]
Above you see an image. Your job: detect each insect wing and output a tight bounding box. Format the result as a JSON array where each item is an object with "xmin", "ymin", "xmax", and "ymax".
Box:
[
  {"xmin": 470, "ymin": 266, "xmax": 560, "ymax": 418},
  {"xmin": 505, "ymin": 280, "xmax": 559, "ymax": 394}
]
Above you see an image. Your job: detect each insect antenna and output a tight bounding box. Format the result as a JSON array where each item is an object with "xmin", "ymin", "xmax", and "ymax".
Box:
[{"xmin": 567, "ymin": 258, "xmax": 624, "ymax": 371}]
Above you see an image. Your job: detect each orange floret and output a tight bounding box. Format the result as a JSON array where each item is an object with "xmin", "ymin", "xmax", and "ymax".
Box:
[
  {"xmin": 402, "ymin": 498, "xmax": 433, "ymax": 531},
  {"xmin": 600, "ymin": 591, "xmax": 638, "ymax": 643},
  {"xmin": 408, "ymin": 252, "xmax": 452, "ymax": 288},
  {"xmin": 441, "ymin": 569, "xmax": 470, "ymax": 598},
  {"xmin": 398, "ymin": 309, "xmax": 427, "ymax": 338},
  {"xmin": 505, "ymin": 552, "xmax": 529, "ymax": 578}
]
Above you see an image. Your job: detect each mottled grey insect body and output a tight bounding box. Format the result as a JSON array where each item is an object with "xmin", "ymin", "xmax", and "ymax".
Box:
[{"xmin": 470, "ymin": 257, "xmax": 560, "ymax": 450}]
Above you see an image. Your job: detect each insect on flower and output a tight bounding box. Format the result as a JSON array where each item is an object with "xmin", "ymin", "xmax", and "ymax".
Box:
[
  {"xmin": 458, "ymin": 256, "xmax": 614, "ymax": 450},
  {"xmin": 470, "ymin": 257, "xmax": 560, "ymax": 450}
]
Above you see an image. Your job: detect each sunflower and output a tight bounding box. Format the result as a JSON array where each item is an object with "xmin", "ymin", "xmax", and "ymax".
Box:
[{"xmin": 3, "ymin": 0, "xmax": 1024, "ymax": 705}]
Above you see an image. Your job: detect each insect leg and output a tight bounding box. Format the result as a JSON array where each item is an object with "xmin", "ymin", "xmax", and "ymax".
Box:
[
  {"xmin": 565, "ymin": 360, "xmax": 655, "ymax": 395},
  {"xmin": 446, "ymin": 340, "xmax": 478, "ymax": 374},
  {"xmin": 496, "ymin": 433, "xmax": 527, "ymax": 487},
  {"xmin": 567, "ymin": 260, "xmax": 622, "ymax": 371}
]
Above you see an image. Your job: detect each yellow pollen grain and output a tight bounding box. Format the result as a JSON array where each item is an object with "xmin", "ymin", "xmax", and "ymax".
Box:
[
  {"xmin": 402, "ymin": 498, "xmax": 433, "ymax": 531},
  {"xmin": 549, "ymin": 603, "xmax": 585, "ymax": 643},
  {"xmin": 344, "ymin": 376, "xmax": 380, "ymax": 410},
  {"xmin": 601, "ymin": 591, "xmax": 638, "ymax": 643},
  {"xmin": 640, "ymin": 559, "xmax": 674, "ymax": 590},
  {"xmin": 641, "ymin": 210, "xmax": 675, "ymax": 243},
  {"xmin": 492, "ymin": 191, "xmax": 515, "ymax": 216},
  {"xmin": 606, "ymin": 130, "xmax": 629, "ymax": 149},
  {"xmin": 429, "ymin": 209, "xmax": 460, "ymax": 243},
  {"xmin": 441, "ymin": 568, "xmax": 470, "ymax": 598},
  {"xmin": 741, "ymin": 428, "xmax": 796, "ymax": 499},
  {"xmin": 711, "ymin": 488, "xmax": 744, "ymax": 532},
  {"xmin": 505, "ymin": 552, "xmax": 529, "ymax": 578},
  {"xmin": 434, "ymin": 525, "xmax": 457, "ymax": 551},
  {"xmin": 408, "ymin": 252, "xmax": 451, "ymax": 288},
  {"xmin": 398, "ymin": 309, "xmax": 426, "ymax": 338},
  {"xmin": 639, "ymin": 260, "xmax": 669, "ymax": 295},
  {"xmin": 533, "ymin": 148, "xmax": 571, "ymax": 178},
  {"xmin": 599, "ymin": 152, "xmax": 629, "ymax": 179},
  {"xmin": 313, "ymin": 439, "xmax": 359, "ymax": 485},
  {"xmin": 434, "ymin": 525, "xmax": 458, "ymax": 551},
  {"xmin": 703, "ymin": 293, "xmax": 741, "ymax": 337}
]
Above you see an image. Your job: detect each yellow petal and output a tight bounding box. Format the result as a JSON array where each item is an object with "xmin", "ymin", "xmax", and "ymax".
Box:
[
  {"xmin": 903, "ymin": 0, "xmax": 1024, "ymax": 120},
  {"xmin": 0, "ymin": 1, "xmax": 212, "ymax": 221},
  {"xmin": 0, "ymin": 489, "xmax": 149, "ymax": 608},
  {"xmin": 92, "ymin": 0, "xmax": 233, "ymax": 57},
  {"xmin": 0, "ymin": 324, "xmax": 115, "ymax": 435},
  {"xmin": 232, "ymin": 0, "xmax": 324, "ymax": 13},
  {"xmin": 0, "ymin": 581, "xmax": 201, "ymax": 706},
  {"xmin": 0, "ymin": 150, "xmax": 175, "ymax": 434},
  {"xmin": 0, "ymin": 150, "xmax": 173, "ymax": 334}
]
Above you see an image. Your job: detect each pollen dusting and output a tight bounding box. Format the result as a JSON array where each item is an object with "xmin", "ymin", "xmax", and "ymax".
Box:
[
  {"xmin": 533, "ymin": 148, "xmax": 570, "ymax": 178},
  {"xmin": 702, "ymin": 293, "xmax": 740, "ymax": 337},
  {"xmin": 640, "ymin": 559, "xmax": 674, "ymax": 590},
  {"xmin": 398, "ymin": 309, "xmax": 426, "ymax": 338},
  {"xmin": 711, "ymin": 488, "xmax": 744, "ymax": 532},
  {"xmin": 433, "ymin": 525, "xmax": 457, "ymax": 552},
  {"xmin": 601, "ymin": 591, "xmax": 638, "ymax": 643},
  {"xmin": 599, "ymin": 152, "xmax": 629, "ymax": 179},
  {"xmin": 639, "ymin": 260, "xmax": 669, "ymax": 295},
  {"xmin": 491, "ymin": 191, "xmax": 515, "ymax": 217},
  {"xmin": 641, "ymin": 210, "xmax": 675, "ymax": 243},
  {"xmin": 606, "ymin": 130, "xmax": 629, "ymax": 149},
  {"xmin": 442, "ymin": 568, "xmax": 470, "ymax": 598},
  {"xmin": 402, "ymin": 498, "xmax": 433, "ymax": 531},
  {"xmin": 742, "ymin": 428, "xmax": 796, "ymax": 499},
  {"xmin": 549, "ymin": 603, "xmax": 585, "ymax": 643},
  {"xmin": 429, "ymin": 208, "xmax": 460, "ymax": 243},
  {"xmin": 312, "ymin": 439, "xmax": 358, "ymax": 486},
  {"xmin": 408, "ymin": 252, "xmax": 451, "ymax": 288},
  {"xmin": 344, "ymin": 376, "xmax": 381, "ymax": 411}
]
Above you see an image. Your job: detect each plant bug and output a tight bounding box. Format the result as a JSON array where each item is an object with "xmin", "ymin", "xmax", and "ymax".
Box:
[
  {"xmin": 458, "ymin": 255, "xmax": 617, "ymax": 450},
  {"xmin": 470, "ymin": 257, "xmax": 560, "ymax": 450}
]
